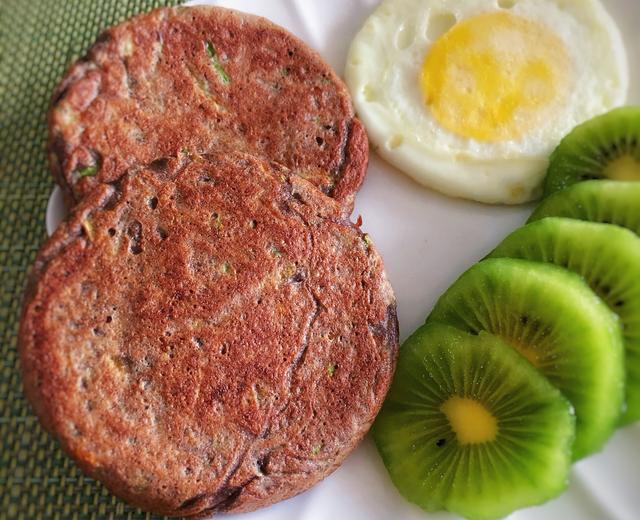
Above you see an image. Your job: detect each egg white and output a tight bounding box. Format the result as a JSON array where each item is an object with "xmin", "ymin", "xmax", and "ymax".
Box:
[{"xmin": 345, "ymin": 0, "xmax": 629, "ymax": 204}]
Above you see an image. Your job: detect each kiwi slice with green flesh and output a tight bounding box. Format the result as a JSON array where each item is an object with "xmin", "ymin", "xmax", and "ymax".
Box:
[
  {"xmin": 544, "ymin": 107, "xmax": 640, "ymax": 197},
  {"xmin": 530, "ymin": 180, "xmax": 640, "ymax": 236},
  {"xmin": 488, "ymin": 218, "xmax": 640, "ymax": 424},
  {"xmin": 373, "ymin": 322, "xmax": 575, "ymax": 520},
  {"xmin": 427, "ymin": 258, "xmax": 624, "ymax": 460}
]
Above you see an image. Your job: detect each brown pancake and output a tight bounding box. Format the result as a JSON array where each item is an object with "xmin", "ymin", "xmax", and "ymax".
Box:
[
  {"xmin": 19, "ymin": 151, "xmax": 398, "ymax": 516},
  {"xmin": 48, "ymin": 6, "xmax": 368, "ymax": 212}
]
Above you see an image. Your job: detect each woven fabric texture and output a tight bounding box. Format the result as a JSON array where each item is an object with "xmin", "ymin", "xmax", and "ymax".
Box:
[{"xmin": 0, "ymin": 1, "xmax": 183, "ymax": 518}]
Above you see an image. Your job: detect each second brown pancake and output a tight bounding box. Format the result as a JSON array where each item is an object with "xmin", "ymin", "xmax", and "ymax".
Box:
[{"xmin": 20, "ymin": 151, "xmax": 397, "ymax": 516}]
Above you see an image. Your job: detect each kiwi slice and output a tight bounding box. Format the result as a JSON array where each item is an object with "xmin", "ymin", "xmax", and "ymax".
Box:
[
  {"xmin": 427, "ymin": 258, "xmax": 624, "ymax": 459},
  {"xmin": 489, "ymin": 218, "xmax": 640, "ymax": 424},
  {"xmin": 373, "ymin": 322, "xmax": 575, "ymax": 520},
  {"xmin": 544, "ymin": 107, "xmax": 640, "ymax": 196},
  {"xmin": 530, "ymin": 180, "xmax": 640, "ymax": 236}
]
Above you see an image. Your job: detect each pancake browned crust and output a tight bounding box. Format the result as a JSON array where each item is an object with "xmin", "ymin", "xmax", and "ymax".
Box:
[
  {"xmin": 48, "ymin": 6, "xmax": 368, "ymax": 212},
  {"xmin": 19, "ymin": 151, "xmax": 398, "ymax": 516}
]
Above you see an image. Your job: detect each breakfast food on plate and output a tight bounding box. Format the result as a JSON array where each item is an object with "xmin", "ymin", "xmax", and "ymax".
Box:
[
  {"xmin": 544, "ymin": 107, "xmax": 640, "ymax": 196},
  {"xmin": 374, "ymin": 322, "xmax": 575, "ymax": 520},
  {"xmin": 49, "ymin": 6, "xmax": 368, "ymax": 211},
  {"xmin": 530, "ymin": 180, "xmax": 640, "ymax": 235},
  {"xmin": 19, "ymin": 151, "xmax": 398, "ymax": 516},
  {"xmin": 345, "ymin": 0, "xmax": 628, "ymax": 204},
  {"xmin": 489, "ymin": 218, "xmax": 640, "ymax": 424},
  {"xmin": 32, "ymin": 0, "xmax": 637, "ymax": 517},
  {"xmin": 427, "ymin": 258, "xmax": 624, "ymax": 459}
]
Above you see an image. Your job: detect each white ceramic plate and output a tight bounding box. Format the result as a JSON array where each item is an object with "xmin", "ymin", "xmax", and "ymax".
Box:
[{"xmin": 46, "ymin": 1, "xmax": 640, "ymax": 518}]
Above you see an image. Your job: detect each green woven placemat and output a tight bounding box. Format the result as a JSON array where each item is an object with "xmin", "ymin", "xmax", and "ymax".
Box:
[{"xmin": 0, "ymin": 1, "xmax": 183, "ymax": 518}]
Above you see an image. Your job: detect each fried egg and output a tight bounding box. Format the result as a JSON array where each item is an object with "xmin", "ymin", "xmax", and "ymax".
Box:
[{"xmin": 345, "ymin": 0, "xmax": 628, "ymax": 204}]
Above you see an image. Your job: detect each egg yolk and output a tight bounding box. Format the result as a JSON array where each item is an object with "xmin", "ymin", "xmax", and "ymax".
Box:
[{"xmin": 421, "ymin": 12, "xmax": 571, "ymax": 142}]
